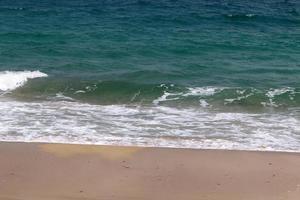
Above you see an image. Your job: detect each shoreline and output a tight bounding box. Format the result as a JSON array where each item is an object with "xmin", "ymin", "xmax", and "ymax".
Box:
[
  {"xmin": 1, "ymin": 140, "xmax": 300, "ymax": 154},
  {"xmin": 0, "ymin": 141, "xmax": 300, "ymax": 200}
]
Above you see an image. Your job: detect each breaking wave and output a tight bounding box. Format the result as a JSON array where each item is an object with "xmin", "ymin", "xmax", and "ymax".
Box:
[
  {"xmin": 0, "ymin": 71, "xmax": 48, "ymax": 91},
  {"xmin": 2, "ymin": 78, "xmax": 299, "ymax": 109},
  {"xmin": 0, "ymin": 99, "xmax": 299, "ymax": 152}
]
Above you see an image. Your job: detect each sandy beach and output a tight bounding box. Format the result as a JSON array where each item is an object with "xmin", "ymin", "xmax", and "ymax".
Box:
[{"xmin": 0, "ymin": 142, "xmax": 299, "ymax": 200}]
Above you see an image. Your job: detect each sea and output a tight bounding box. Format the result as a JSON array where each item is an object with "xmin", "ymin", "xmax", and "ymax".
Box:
[{"xmin": 0, "ymin": 0, "xmax": 299, "ymax": 151}]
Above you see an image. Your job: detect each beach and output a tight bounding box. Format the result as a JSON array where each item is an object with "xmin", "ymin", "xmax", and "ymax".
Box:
[
  {"xmin": 0, "ymin": 142, "xmax": 300, "ymax": 200},
  {"xmin": 0, "ymin": 1, "xmax": 300, "ymax": 199}
]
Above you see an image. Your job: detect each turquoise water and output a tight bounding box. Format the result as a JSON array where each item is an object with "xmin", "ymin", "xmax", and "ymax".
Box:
[{"xmin": 0, "ymin": 0, "xmax": 299, "ymax": 151}]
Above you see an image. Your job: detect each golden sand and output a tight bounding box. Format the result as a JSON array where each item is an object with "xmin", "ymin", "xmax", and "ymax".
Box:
[
  {"xmin": 0, "ymin": 142, "xmax": 299, "ymax": 200},
  {"xmin": 40, "ymin": 143, "xmax": 140, "ymax": 160}
]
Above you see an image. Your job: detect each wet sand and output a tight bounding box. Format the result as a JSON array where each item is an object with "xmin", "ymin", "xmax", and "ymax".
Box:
[{"xmin": 0, "ymin": 142, "xmax": 300, "ymax": 200}]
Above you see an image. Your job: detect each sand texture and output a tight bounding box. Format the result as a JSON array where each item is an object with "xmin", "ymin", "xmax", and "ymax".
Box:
[{"xmin": 0, "ymin": 142, "xmax": 300, "ymax": 200}]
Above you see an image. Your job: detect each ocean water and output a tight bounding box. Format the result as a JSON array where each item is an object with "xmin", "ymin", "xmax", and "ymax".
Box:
[{"xmin": 0, "ymin": 0, "xmax": 300, "ymax": 151}]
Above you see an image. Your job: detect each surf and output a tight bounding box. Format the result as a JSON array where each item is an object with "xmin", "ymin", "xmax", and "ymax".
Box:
[{"xmin": 0, "ymin": 71, "xmax": 48, "ymax": 91}]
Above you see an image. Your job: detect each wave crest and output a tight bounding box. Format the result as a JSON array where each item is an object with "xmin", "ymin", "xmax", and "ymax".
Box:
[{"xmin": 0, "ymin": 71, "xmax": 48, "ymax": 91}]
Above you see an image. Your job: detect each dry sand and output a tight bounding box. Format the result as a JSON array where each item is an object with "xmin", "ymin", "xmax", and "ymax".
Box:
[{"xmin": 0, "ymin": 142, "xmax": 300, "ymax": 200}]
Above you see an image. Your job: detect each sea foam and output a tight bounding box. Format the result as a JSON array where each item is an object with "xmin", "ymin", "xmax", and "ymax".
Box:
[
  {"xmin": 0, "ymin": 99, "xmax": 299, "ymax": 152},
  {"xmin": 153, "ymin": 86, "xmax": 223, "ymax": 105},
  {"xmin": 0, "ymin": 71, "xmax": 48, "ymax": 91}
]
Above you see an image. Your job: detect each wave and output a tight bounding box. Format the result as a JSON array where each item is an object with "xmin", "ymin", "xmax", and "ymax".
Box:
[
  {"xmin": 1, "ymin": 76, "xmax": 299, "ymax": 109},
  {"xmin": 52, "ymin": 84, "xmax": 299, "ymax": 109},
  {"xmin": 152, "ymin": 86, "xmax": 300, "ymax": 109},
  {"xmin": 0, "ymin": 71, "xmax": 48, "ymax": 92},
  {"xmin": 0, "ymin": 99, "xmax": 299, "ymax": 152},
  {"xmin": 153, "ymin": 86, "xmax": 224, "ymax": 106}
]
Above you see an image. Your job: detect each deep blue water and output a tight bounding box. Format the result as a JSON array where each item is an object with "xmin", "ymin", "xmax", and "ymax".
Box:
[{"xmin": 1, "ymin": 0, "xmax": 300, "ymax": 86}]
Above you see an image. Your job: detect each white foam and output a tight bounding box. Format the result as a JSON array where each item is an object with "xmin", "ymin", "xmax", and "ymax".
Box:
[
  {"xmin": 265, "ymin": 87, "xmax": 295, "ymax": 107},
  {"xmin": 153, "ymin": 86, "xmax": 223, "ymax": 105},
  {"xmin": 153, "ymin": 92, "xmax": 181, "ymax": 105},
  {"xmin": 0, "ymin": 99, "xmax": 299, "ymax": 152},
  {"xmin": 225, "ymin": 93, "xmax": 253, "ymax": 104},
  {"xmin": 74, "ymin": 90, "xmax": 86, "ymax": 94},
  {"xmin": 54, "ymin": 93, "xmax": 75, "ymax": 101},
  {"xmin": 184, "ymin": 87, "xmax": 223, "ymax": 96},
  {"xmin": 0, "ymin": 71, "xmax": 48, "ymax": 91},
  {"xmin": 199, "ymin": 99, "xmax": 210, "ymax": 107}
]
